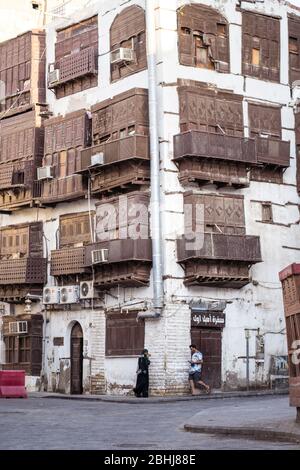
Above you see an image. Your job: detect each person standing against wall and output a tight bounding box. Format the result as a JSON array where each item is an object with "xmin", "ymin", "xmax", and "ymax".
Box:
[{"xmin": 133, "ymin": 349, "xmax": 151, "ymax": 397}]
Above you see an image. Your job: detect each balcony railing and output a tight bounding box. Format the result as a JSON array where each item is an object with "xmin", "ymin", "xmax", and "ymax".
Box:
[
  {"xmin": 174, "ymin": 131, "xmax": 257, "ymax": 164},
  {"xmin": 177, "ymin": 233, "xmax": 262, "ymax": 264},
  {"xmin": 39, "ymin": 174, "xmax": 86, "ymax": 204},
  {"xmin": 91, "ymin": 160, "xmax": 150, "ymax": 195},
  {"xmin": 0, "ymin": 258, "xmax": 47, "ymax": 285},
  {"xmin": 50, "ymin": 246, "xmax": 87, "ymax": 276},
  {"xmin": 255, "ymin": 137, "xmax": 290, "ymax": 167},
  {"xmin": 0, "ymin": 161, "xmax": 36, "ymax": 190},
  {"xmin": 79, "ymin": 135, "xmax": 150, "ymax": 171}
]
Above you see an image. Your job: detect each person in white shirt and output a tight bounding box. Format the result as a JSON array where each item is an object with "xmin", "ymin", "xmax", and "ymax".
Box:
[{"xmin": 189, "ymin": 344, "xmax": 211, "ymax": 395}]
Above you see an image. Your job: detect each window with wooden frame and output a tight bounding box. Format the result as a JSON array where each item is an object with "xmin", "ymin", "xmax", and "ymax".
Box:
[
  {"xmin": 59, "ymin": 212, "xmax": 94, "ymax": 248},
  {"xmin": 289, "ymin": 37, "xmax": 298, "ymax": 54},
  {"xmin": 248, "ymin": 103, "xmax": 281, "ymax": 140},
  {"xmin": 252, "ymin": 47, "xmax": 260, "ymax": 66},
  {"xmin": 110, "ymin": 6, "xmax": 147, "ymax": 82},
  {"xmin": 53, "ymin": 16, "xmax": 98, "ymax": 98},
  {"xmin": 178, "ymin": 4, "xmax": 229, "ymax": 72},
  {"xmin": 178, "ymin": 82, "xmax": 244, "ymax": 137},
  {"xmin": 4, "ymin": 336, "xmax": 16, "ymax": 363},
  {"xmin": 261, "ymin": 203, "xmax": 273, "ymax": 223},
  {"xmin": 19, "ymin": 336, "xmax": 31, "ymax": 363},
  {"xmin": 0, "ymin": 226, "xmax": 30, "ymax": 259},
  {"xmin": 288, "ymin": 15, "xmax": 300, "ymax": 85},
  {"xmin": 194, "ymin": 32, "xmax": 214, "ymax": 69},
  {"xmin": 106, "ymin": 312, "xmax": 145, "ymax": 356},
  {"xmin": 242, "ymin": 11, "xmax": 280, "ymax": 82}
]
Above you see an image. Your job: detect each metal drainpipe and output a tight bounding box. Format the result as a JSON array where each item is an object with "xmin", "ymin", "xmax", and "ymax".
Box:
[
  {"xmin": 138, "ymin": 0, "xmax": 163, "ymax": 320},
  {"xmin": 245, "ymin": 329, "xmax": 250, "ymax": 391}
]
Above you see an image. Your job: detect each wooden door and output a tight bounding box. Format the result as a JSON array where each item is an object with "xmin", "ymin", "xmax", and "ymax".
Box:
[
  {"xmin": 71, "ymin": 323, "xmax": 83, "ymax": 394},
  {"xmin": 191, "ymin": 327, "xmax": 222, "ymax": 389}
]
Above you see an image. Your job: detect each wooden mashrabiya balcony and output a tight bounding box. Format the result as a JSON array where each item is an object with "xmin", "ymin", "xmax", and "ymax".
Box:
[
  {"xmin": 78, "ymin": 135, "xmax": 150, "ymax": 194},
  {"xmin": 177, "ymin": 232, "xmax": 262, "ymax": 288},
  {"xmin": 173, "ymin": 131, "xmax": 290, "ymax": 187},
  {"xmin": 50, "ymin": 239, "xmax": 152, "ymax": 288}
]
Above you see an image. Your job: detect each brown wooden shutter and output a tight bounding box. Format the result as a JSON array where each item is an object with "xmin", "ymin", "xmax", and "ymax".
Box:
[
  {"xmin": 179, "ymin": 28, "xmax": 194, "ymax": 66},
  {"xmin": 242, "ymin": 11, "xmax": 280, "ymax": 82},
  {"xmin": 288, "ymin": 15, "xmax": 300, "ymax": 84},
  {"xmin": 30, "ymin": 335, "xmax": 42, "ymax": 376},
  {"xmin": 106, "ymin": 312, "xmax": 145, "ymax": 356},
  {"xmin": 248, "ymin": 103, "xmax": 281, "ymax": 138}
]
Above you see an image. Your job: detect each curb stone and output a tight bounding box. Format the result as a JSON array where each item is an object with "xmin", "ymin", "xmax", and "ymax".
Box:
[
  {"xmin": 28, "ymin": 389, "xmax": 288, "ymax": 404},
  {"xmin": 184, "ymin": 423, "xmax": 300, "ymax": 445}
]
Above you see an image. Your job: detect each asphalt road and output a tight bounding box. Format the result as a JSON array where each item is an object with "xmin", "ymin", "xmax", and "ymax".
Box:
[{"xmin": 0, "ymin": 396, "xmax": 299, "ymax": 450}]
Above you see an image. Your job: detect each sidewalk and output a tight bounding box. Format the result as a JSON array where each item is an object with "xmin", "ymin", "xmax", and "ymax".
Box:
[
  {"xmin": 29, "ymin": 388, "xmax": 288, "ymax": 404},
  {"xmin": 184, "ymin": 395, "xmax": 300, "ymax": 444}
]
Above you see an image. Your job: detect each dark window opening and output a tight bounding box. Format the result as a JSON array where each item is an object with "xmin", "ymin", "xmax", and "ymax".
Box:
[
  {"xmin": 5, "ymin": 336, "xmax": 15, "ymax": 363},
  {"xmin": 289, "ymin": 37, "xmax": 298, "ymax": 54},
  {"xmin": 262, "ymin": 203, "xmax": 273, "ymax": 223},
  {"xmin": 19, "ymin": 336, "xmax": 30, "ymax": 363},
  {"xmin": 217, "ymin": 23, "xmax": 226, "ymax": 37},
  {"xmin": 182, "ymin": 27, "xmax": 191, "ymax": 36}
]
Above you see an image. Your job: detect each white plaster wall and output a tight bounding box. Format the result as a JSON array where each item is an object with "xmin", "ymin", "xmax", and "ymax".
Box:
[
  {"xmin": 0, "ymin": 0, "xmax": 65, "ymax": 42},
  {"xmin": 105, "ymin": 357, "xmax": 138, "ymax": 395}
]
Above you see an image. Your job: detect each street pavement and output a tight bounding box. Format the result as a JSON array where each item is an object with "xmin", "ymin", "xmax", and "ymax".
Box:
[
  {"xmin": 185, "ymin": 395, "xmax": 300, "ymax": 444},
  {"xmin": 0, "ymin": 395, "xmax": 299, "ymax": 450}
]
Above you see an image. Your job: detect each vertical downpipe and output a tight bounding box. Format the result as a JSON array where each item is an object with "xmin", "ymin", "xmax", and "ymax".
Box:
[{"xmin": 139, "ymin": 0, "xmax": 163, "ymax": 318}]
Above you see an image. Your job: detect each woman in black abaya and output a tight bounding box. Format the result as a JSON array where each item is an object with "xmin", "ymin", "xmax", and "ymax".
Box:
[{"xmin": 133, "ymin": 349, "xmax": 151, "ymax": 397}]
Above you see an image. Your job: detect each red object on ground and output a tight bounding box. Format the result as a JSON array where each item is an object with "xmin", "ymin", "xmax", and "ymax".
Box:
[{"xmin": 0, "ymin": 370, "xmax": 27, "ymax": 398}]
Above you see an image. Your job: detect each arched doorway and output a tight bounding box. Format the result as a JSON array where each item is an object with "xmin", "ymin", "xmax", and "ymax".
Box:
[{"xmin": 70, "ymin": 323, "xmax": 83, "ymax": 395}]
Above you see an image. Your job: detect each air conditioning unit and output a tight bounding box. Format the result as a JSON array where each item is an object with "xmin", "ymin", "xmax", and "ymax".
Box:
[
  {"xmin": 80, "ymin": 281, "xmax": 101, "ymax": 300},
  {"xmin": 43, "ymin": 286, "xmax": 60, "ymax": 305},
  {"xmin": 9, "ymin": 321, "xmax": 28, "ymax": 334},
  {"xmin": 111, "ymin": 48, "xmax": 135, "ymax": 64},
  {"xmin": 92, "ymin": 249, "xmax": 109, "ymax": 265},
  {"xmin": 0, "ymin": 303, "xmax": 12, "ymax": 316},
  {"xmin": 91, "ymin": 152, "xmax": 104, "ymax": 167},
  {"xmin": 37, "ymin": 166, "xmax": 53, "ymax": 181},
  {"xmin": 60, "ymin": 285, "xmax": 80, "ymax": 304},
  {"xmin": 48, "ymin": 68, "xmax": 60, "ymax": 87}
]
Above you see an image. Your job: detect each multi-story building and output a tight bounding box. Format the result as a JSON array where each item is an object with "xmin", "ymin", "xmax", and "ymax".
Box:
[{"xmin": 0, "ymin": 0, "xmax": 300, "ymax": 396}]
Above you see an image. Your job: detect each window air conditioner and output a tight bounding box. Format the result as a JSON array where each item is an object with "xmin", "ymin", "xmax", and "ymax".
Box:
[
  {"xmin": 111, "ymin": 48, "xmax": 135, "ymax": 64},
  {"xmin": 91, "ymin": 153, "xmax": 104, "ymax": 167},
  {"xmin": 48, "ymin": 68, "xmax": 60, "ymax": 87},
  {"xmin": 91, "ymin": 249, "xmax": 109, "ymax": 264},
  {"xmin": 9, "ymin": 321, "xmax": 28, "ymax": 334},
  {"xmin": 37, "ymin": 166, "xmax": 53, "ymax": 181}
]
